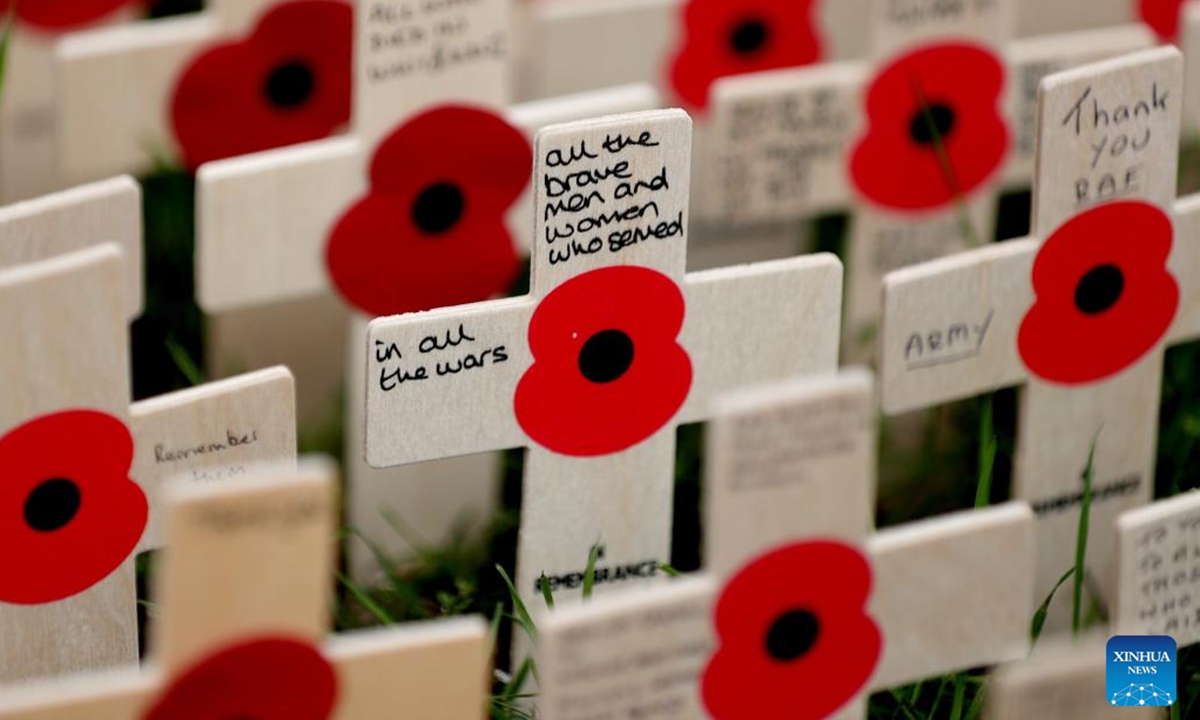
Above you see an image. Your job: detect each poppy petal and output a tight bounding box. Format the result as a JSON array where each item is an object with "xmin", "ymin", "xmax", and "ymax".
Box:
[
  {"xmin": 171, "ymin": 0, "xmax": 352, "ymax": 168},
  {"xmin": 850, "ymin": 42, "xmax": 1009, "ymax": 212},
  {"xmin": 1019, "ymin": 201, "xmax": 1178, "ymax": 384},
  {"xmin": 142, "ymin": 637, "xmax": 337, "ymax": 720},
  {"xmin": 325, "ymin": 105, "xmax": 530, "ymax": 318},
  {"xmin": 668, "ymin": 0, "xmax": 822, "ymax": 110},
  {"xmin": 703, "ymin": 541, "xmax": 882, "ymax": 720},
  {"xmin": 0, "ymin": 0, "xmax": 134, "ymax": 30},
  {"xmin": 514, "ymin": 265, "xmax": 692, "ymax": 456},
  {"xmin": 1140, "ymin": 0, "xmax": 1187, "ymax": 41},
  {"xmin": 0, "ymin": 410, "xmax": 147, "ymax": 605}
]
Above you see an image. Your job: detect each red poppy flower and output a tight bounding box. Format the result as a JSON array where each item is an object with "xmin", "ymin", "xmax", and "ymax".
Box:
[
  {"xmin": 514, "ymin": 266, "xmax": 692, "ymax": 457},
  {"xmin": 850, "ymin": 42, "xmax": 1009, "ymax": 212},
  {"xmin": 325, "ymin": 105, "xmax": 529, "ymax": 318},
  {"xmin": 703, "ymin": 541, "xmax": 882, "ymax": 720},
  {"xmin": 1019, "ymin": 201, "xmax": 1178, "ymax": 385},
  {"xmin": 1139, "ymin": 0, "xmax": 1188, "ymax": 41},
  {"xmin": 0, "ymin": 410, "xmax": 146, "ymax": 605},
  {"xmin": 668, "ymin": 0, "xmax": 821, "ymax": 110},
  {"xmin": 0, "ymin": 0, "xmax": 135, "ymax": 31},
  {"xmin": 142, "ymin": 636, "xmax": 337, "ymax": 720},
  {"xmin": 170, "ymin": 0, "xmax": 352, "ymax": 169}
]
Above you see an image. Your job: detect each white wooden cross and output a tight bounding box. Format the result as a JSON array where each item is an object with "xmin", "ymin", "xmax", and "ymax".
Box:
[
  {"xmin": 879, "ymin": 46, "xmax": 1198, "ymax": 630},
  {"xmin": 191, "ymin": 0, "xmax": 664, "ymax": 583},
  {"xmin": 0, "ymin": 176, "xmax": 142, "ymax": 319},
  {"xmin": 1180, "ymin": 3, "xmax": 1200, "ymax": 136},
  {"xmin": 0, "ymin": 461, "xmax": 491, "ymax": 719},
  {"xmin": 537, "ymin": 368, "xmax": 1036, "ymax": 718},
  {"xmin": 1114, "ymin": 490, "xmax": 1200, "ymax": 646},
  {"xmin": 0, "ymin": 3, "xmax": 141, "ymax": 203},
  {"xmin": 0, "ymin": 182, "xmax": 299, "ymax": 683},
  {"xmin": 989, "ymin": 633, "xmax": 1159, "ymax": 719},
  {"xmin": 699, "ymin": 23, "xmax": 1154, "ymax": 228},
  {"xmin": 52, "ymin": 0, "xmax": 341, "ymax": 184},
  {"xmin": 699, "ymin": 2, "xmax": 1163, "ymax": 358},
  {"xmin": 517, "ymin": 0, "xmax": 1137, "ymax": 103},
  {"xmin": 0, "ymin": 245, "xmax": 301, "ymax": 684},
  {"xmin": 364, "ymin": 108, "xmax": 843, "ymax": 638},
  {"xmin": 0, "ymin": 245, "xmax": 139, "ymax": 684}
]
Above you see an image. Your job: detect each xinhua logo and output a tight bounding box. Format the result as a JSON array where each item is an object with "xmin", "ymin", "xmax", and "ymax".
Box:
[{"xmin": 1106, "ymin": 635, "xmax": 1177, "ymax": 707}]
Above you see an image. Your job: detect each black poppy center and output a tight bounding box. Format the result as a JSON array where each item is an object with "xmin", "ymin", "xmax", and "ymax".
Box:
[
  {"xmin": 1074, "ymin": 264, "xmax": 1125, "ymax": 315},
  {"xmin": 411, "ymin": 182, "xmax": 466, "ymax": 235},
  {"xmin": 765, "ymin": 609, "xmax": 820, "ymax": 662},
  {"xmin": 264, "ymin": 61, "xmax": 316, "ymax": 109},
  {"xmin": 729, "ymin": 19, "xmax": 770, "ymax": 55},
  {"xmin": 24, "ymin": 478, "xmax": 82, "ymax": 533},
  {"xmin": 908, "ymin": 103, "xmax": 957, "ymax": 146},
  {"xmin": 578, "ymin": 330, "xmax": 635, "ymax": 384}
]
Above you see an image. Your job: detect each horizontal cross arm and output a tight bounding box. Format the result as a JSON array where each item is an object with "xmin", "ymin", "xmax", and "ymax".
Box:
[
  {"xmin": 0, "ymin": 668, "xmax": 153, "ymax": 719},
  {"xmin": 196, "ymin": 137, "xmax": 364, "ymax": 312},
  {"xmin": 867, "ymin": 502, "xmax": 1036, "ymax": 689},
  {"xmin": 880, "ymin": 239, "xmax": 1036, "ymax": 415},
  {"xmin": 1168, "ymin": 193, "xmax": 1200, "ymax": 344},
  {"xmin": 130, "ymin": 366, "xmax": 297, "ymax": 552},
  {"xmin": 0, "ymin": 177, "xmax": 142, "ymax": 319},
  {"xmin": 678, "ymin": 253, "xmax": 842, "ymax": 424},
  {"xmin": 324, "ymin": 616, "xmax": 489, "ymax": 717},
  {"xmin": 56, "ymin": 15, "xmax": 218, "ymax": 184},
  {"xmin": 365, "ymin": 297, "xmax": 533, "ymax": 467}
]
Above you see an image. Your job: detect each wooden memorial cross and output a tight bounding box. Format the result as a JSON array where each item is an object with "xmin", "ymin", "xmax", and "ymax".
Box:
[
  {"xmin": 699, "ymin": 22, "xmax": 1154, "ymax": 232},
  {"xmin": 1114, "ymin": 490, "xmax": 1200, "ymax": 648},
  {"xmin": 192, "ymin": 0, "xmax": 662, "ymax": 580},
  {"xmin": 0, "ymin": 461, "xmax": 491, "ymax": 719},
  {"xmin": 1181, "ymin": 3, "xmax": 1200, "ymax": 137},
  {"xmin": 518, "ymin": 0, "xmax": 1137, "ymax": 105},
  {"xmin": 0, "ymin": 245, "xmax": 139, "ymax": 684},
  {"xmin": 536, "ymin": 369, "xmax": 1036, "ymax": 719},
  {"xmin": 0, "ymin": 245, "xmax": 300, "ymax": 684},
  {"xmin": 364, "ymin": 108, "xmax": 843, "ymax": 635},
  {"xmin": 128, "ymin": 365, "xmax": 298, "ymax": 552},
  {"xmin": 53, "ymin": 0, "xmax": 348, "ymax": 183},
  {"xmin": 879, "ymin": 46, "xmax": 1198, "ymax": 628},
  {"xmin": 989, "ymin": 634, "xmax": 1160, "ymax": 718},
  {"xmin": 0, "ymin": 179, "xmax": 300, "ymax": 682},
  {"xmin": 0, "ymin": 176, "xmax": 142, "ymax": 319},
  {"xmin": 701, "ymin": 2, "xmax": 1165, "ymax": 358},
  {"xmin": 0, "ymin": 2, "xmax": 143, "ymax": 203},
  {"xmin": 518, "ymin": 0, "xmax": 866, "ymax": 109},
  {"xmin": 192, "ymin": 0, "xmax": 661, "ymax": 313}
]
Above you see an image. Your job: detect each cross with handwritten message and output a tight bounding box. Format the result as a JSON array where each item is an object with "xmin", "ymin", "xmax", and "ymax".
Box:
[{"xmin": 880, "ymin": 46, "xmax": 1200, "ymax": 629}]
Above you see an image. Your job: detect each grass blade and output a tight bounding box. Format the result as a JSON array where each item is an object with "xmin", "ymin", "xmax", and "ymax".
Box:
[
  {"xmin": 912, "ymin": 77, "xmax": 981, "ymax": 247},
  {"xmin": 502, "ymin": 657, "xmax": 534, "ymax": 699},
  {"xmin": 949, "ymin": 673, "xmax": 967, "ymax": 720},
  {"xmin": 539, "ymin": 573, "xmax": 554, "ymax": 610},
  {"xmin": 964, "ymin": 680, "xmax": 986, "ymax": 720},
  {"xmin": 496, "ymin": 564, "xmax": 537, "ymax": 642},
  {"xmin": 0, "ymin": 5, "xmax": 16, "ymax": 107},
  {"xmin": 887, "ymin": 690, "xmax": 923, "ymax": 720},
  {"xmin": 975, "ymin": 394, "xmax": 997, "ymax": 508},
  {"xmin": 338, "ymin": 573, "xmax": 397, "ymax": 626},
  {"xmin": 486, "ymin": 602, "xmax": 504, "ymax": 659},
  {"xmin": 1032, "ymin": 567, "xmax": 1074, "ymax": 646},
  {"xmin": 582, "ymin": 543, "xmax": 601, "ymax": 600},
  {"xmin": 165, "ymin": 337, "xmax": 205, "ymax": 386},
  {"xmin": 1073, "ymin": 430, "xmax": 1100, "ymax": 635},
  {"xmin": 658, "ymin": 562, "xmax": 682, "ymax": 577}
]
